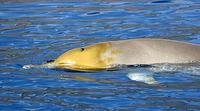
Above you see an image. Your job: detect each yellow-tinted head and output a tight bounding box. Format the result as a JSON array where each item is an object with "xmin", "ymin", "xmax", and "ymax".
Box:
[{"xmin": 53, "ymin": 43, "xmax": 114, "ymax": 71}]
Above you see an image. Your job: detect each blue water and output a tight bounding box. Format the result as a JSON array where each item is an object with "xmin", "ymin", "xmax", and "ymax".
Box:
[{"xmin": 1, "ymin": 0, "xmax": 200, "ymax": 110}]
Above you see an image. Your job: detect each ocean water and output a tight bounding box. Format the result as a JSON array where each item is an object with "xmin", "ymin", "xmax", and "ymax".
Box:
[{"xmin": 0, "ymin": 0, "xmax": 200, "ymax": 110}]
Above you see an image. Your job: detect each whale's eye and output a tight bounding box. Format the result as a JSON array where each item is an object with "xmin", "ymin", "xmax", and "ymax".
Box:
[{"xmin": 81, "ymin": 48, "xmax": 85, "ymax": 52}]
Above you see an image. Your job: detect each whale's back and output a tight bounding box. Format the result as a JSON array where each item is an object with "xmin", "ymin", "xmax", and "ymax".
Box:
[{"xmin": 111, "ymin": 39, "xmax": 200, "ymax": 65}]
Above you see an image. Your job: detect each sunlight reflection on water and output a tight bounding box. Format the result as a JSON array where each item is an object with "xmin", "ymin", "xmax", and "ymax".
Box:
[{"xmin": 0, "ymin": 0, "xmax": 200, "ymax": 110}]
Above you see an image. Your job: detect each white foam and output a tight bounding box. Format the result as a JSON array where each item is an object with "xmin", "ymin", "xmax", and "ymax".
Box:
[
  {"xmin": 150, "ymin": 63, "xmax": 200, "ymax": 75},
  {"xmin": 127, "ymin": 72, "xmax": 158, "ymax": 85}
]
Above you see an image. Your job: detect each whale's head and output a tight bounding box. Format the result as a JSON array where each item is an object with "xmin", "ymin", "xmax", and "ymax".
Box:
[
  {"xmin": 23, "ymin": 42, "xmax": 119, "ymax": 71},
  {"xmin": 53, "ymin": 43, "xmax": 116, "ymax": 71}
]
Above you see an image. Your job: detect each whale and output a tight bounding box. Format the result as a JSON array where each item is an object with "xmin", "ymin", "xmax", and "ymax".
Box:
[{"xmin": 23, "ymin": 38, "xmax": 200, "ymax": 71}]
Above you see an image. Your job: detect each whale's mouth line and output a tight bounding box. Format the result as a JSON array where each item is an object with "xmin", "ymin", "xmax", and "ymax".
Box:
[{"xmin": 56, "ymin": 63, "xmax": 156, "ymax": 72}]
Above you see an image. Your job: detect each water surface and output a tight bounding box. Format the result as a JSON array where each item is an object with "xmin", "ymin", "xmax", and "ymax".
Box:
[{"xmin": 1, "ymin": 0, "xmax": 200, "ymax": 110}]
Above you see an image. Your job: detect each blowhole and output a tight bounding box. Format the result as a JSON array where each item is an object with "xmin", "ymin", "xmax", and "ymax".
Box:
[{"xmin": 81, "ymin": 48, "xmax": 85, "ymax": 52}]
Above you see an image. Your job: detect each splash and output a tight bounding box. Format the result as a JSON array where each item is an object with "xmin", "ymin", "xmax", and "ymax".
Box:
[
  {"xmin": 150, "ymin": 62, "xmax": 200, "ymax": 75},
  {"xmin": 127, "ymin": 72, "xmax": 159, "ymax": 85},
  {"xmin": 127, "ymin": 62, "xmax": 200, "ymax": 84}
]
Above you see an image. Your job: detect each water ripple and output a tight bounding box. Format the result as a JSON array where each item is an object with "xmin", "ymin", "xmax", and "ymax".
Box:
[{"xmin": 0, "ymin": 0, "xmax": 200, "ymax": 110}]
